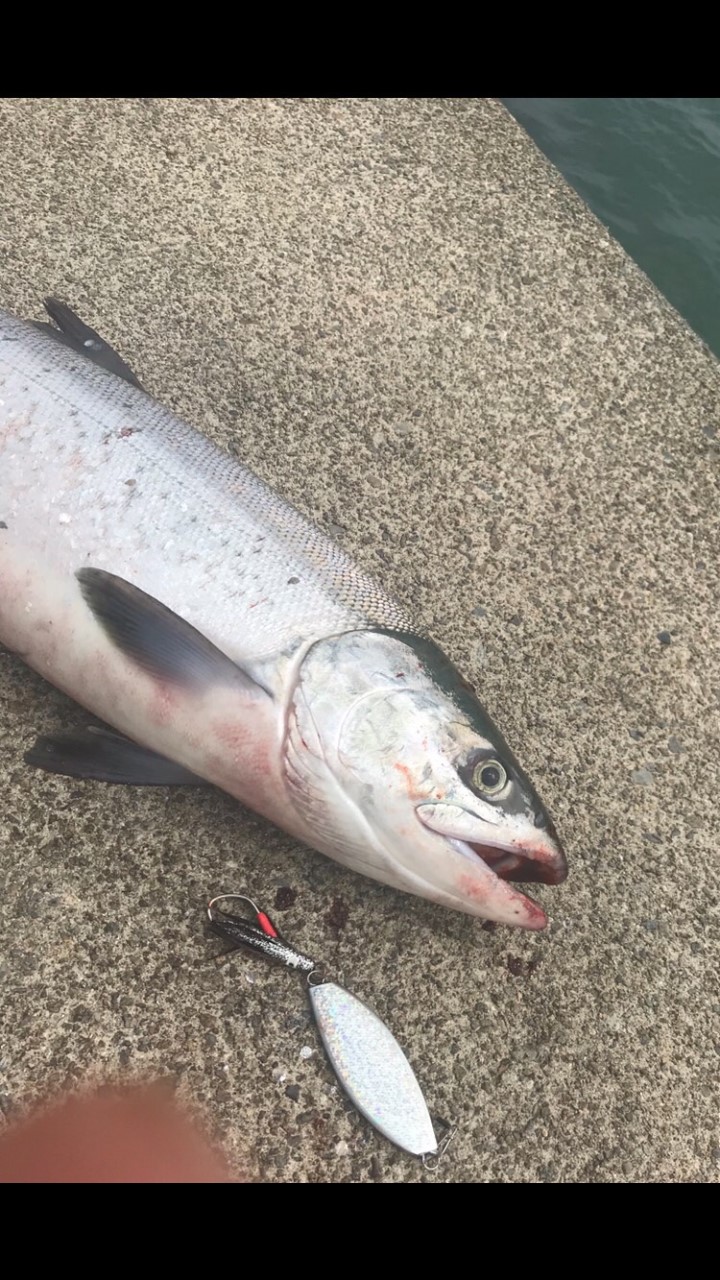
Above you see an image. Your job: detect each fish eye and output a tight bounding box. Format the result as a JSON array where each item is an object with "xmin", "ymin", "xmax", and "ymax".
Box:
[{"xmin": 472, "ymin": 758, "xmax": 507, "ymax": 797}]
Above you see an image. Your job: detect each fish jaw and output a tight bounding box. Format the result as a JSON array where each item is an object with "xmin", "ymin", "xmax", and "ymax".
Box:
[
  {"xmin": 380, "ymin": 823, "xmax": 552, "ymax": 929},
  {"xmin": 449, "ymin": 842, "xmax": 550, "ymax": 929},
  {"xmin": 416, "ymin": 802, "xmax": 568, "ymax": 886}
]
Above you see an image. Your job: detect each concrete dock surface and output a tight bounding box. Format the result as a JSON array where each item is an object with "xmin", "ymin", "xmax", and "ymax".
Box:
[{"xmin": 0, "ymin": 98, "xmax": 717, "ymax": 1182}]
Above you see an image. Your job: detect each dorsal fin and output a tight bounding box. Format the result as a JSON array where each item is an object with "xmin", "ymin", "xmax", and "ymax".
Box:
[{"xmin": 32, "ymin": 297, "xmax": 144, "ymax": 389}]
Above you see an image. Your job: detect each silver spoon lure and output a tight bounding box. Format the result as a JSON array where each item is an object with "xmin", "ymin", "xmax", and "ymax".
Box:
[{"xmin": 207, "ymin": 894, "xmax": 451, "ymax": 1161}]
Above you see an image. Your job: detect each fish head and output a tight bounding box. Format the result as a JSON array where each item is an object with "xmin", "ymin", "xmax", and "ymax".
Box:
[{"xmin": 288, "ymin": 630, "xmax": 567, "ymax": 929}]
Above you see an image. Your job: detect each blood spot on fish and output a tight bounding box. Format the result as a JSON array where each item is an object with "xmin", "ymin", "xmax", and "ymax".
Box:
[
  {"xmin": 212, "ymin": 719, "xmax": 252, "ymax": 754},
  {"xmin": 395, "ymin": 671, "xmax": 406, "ymax": 679},
  {"xmin": 208, "ymin": 718, "xmax": 273, "ymax": 787},
  {"xmin": 118, "ymin": 427, "xmax": 136, "ymax": 439},
  {"xmin": 125, "ymin": 479, "xmax": 136, "ymax": 487},
  {"xmin": 325, "ymin": 896, "xmax": 349, "ymax": 939},
  {"xmin": 393, "ymin": 761, "xmax": 415, "ymax": 794},
  {"xmin": 149, "ymin": 684, "xmax": 178, "ymax": 727},
  {"xmin": 274, "ymin": 886, "xmax": 297, "ymax": 911},
  {"xmin": 458, "ymin": 873, "xmax": 489, "ymax": 904}
]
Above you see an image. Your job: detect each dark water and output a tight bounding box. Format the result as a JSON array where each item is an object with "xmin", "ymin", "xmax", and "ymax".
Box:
[{"xmin": 503, "ymin": 98, "xmax": 720, "ymax": 357}]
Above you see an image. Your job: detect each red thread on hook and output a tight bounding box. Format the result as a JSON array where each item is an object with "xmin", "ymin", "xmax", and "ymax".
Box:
[{"xmin": 256, "ymin": 911, "xmax": 279, "ymax": 939}]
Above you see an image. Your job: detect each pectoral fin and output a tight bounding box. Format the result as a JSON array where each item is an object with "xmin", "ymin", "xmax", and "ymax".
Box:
[
  {"xmin": 76, "ymin": 568, "xmax": 269, "ymax": 698},
  {"xmin": 25, "ymin": 725, "xmax": 206, "ymax": 786}
]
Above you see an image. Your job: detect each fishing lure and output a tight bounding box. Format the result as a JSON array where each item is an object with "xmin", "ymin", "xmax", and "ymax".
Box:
[{"xmin": 207, "ymin": 894, "xmax": 443, "ymax": 1159}]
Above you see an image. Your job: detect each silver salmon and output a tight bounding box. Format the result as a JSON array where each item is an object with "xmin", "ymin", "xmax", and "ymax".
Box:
[{"xmin": 0, "ymin": 300, "xmax": 567, "ymax": 929}]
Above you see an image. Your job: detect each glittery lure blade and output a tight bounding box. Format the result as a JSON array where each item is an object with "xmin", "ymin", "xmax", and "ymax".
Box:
[{"xmin": 309, "ymin": 982, "xmax": 437, "ymax": 1157}]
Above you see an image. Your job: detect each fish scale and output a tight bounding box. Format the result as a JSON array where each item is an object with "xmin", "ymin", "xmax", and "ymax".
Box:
[{"xmin": 0, "ymin": 306, "xmax": 412, "ymax": 668}]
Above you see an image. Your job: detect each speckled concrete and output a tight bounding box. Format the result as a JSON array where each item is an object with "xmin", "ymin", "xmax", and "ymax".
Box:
[{"xmin": 0, "ymin": 98, "xmax": 718, "ymax": 1183}]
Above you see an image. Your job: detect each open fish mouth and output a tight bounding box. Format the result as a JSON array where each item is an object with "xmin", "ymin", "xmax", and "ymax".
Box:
[
  {"xmin": 468, "ymin": 840, "xmax": 567, "ymax": 885},
  {"xmin": 416, "ymin": 801, "xmax": 567, "ymax": 925}
]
